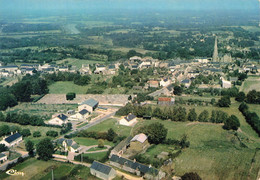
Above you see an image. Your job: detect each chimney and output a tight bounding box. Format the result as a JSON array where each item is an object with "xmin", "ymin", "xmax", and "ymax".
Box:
[
  {"xmin": 134, "ymin": 159, "xmax": 136, "ymax": 163},
  {"xmin": 149, "ymin": 164, "xmax": 152, "ymax": 168},
  {"xmin": 11, "ymin": 132, "xmax": 13, "ymax": 135},
  {"xmin": 16, "ymin": 131, "xmax": 18, "ymax": 134}
]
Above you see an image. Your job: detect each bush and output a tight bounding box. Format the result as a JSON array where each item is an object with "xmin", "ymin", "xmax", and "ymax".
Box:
[
  {"xmin": 46, "ymin": 130, "xmax": 58, "ymax": 137},
  {"xmin": 33, "ymin": 131, "xmax": 41, "ymax": 137},
  {"xmin": 223, "ymin": 115, "xmax": 240, "ymax": 130},
  {"xmin": 218, "ymin": 96, "xmax": 231, "ymax": 107},
  {"xmin": 66, "ymin": 92, "xmax": 76, "ymax": 100},
  {"xmin": 21, "ymin": 129, "xmax": 31, "ymax": 137}
]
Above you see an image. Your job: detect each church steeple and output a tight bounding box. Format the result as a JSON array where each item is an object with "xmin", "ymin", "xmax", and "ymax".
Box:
[{"xmin": 212, "ymin": 36, "xmax": 219, "ymax": 62}]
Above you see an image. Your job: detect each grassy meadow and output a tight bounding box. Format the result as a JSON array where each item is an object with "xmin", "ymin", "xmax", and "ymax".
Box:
[
  {"xmin": 73, "ymin": 137, "xmax": 114, "ymax": 147},
  {"xmin": 240, "ymin": 76, "xmax": 260, "ymax": 93},
  {"xmin": 86, "ymin": 118, "xmax": 132, "ymax": 137},
  {"xmin": 0, "ymin": 158, "xmax": 96, "ymax": 180}
]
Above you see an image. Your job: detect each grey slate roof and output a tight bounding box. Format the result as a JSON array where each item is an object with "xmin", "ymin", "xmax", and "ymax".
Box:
[
  {"xmin": 81, "ymin": 98, "xmax": 99, "ymax": 108},
  {"xmin": 181, "ymin": 79, "xmax": 190, "ymax": 84},
  {"xmin": 113, "ymin": 136, "xmax": 133, "ymax": 152},
  {"xmin": 110, "ymin": 155, "xmax": 158, "ymax": 175},
  {"xmin": 124, "ymin": 114, "xmax": 136, "ymax": 122},
  {"xmin": 0, "ymin": 153, "xmax": 6, "ymax": 158},
  {"xmin": 91, "ymin": 161, "xmax": 113, "ymax": 175},
  {"xmin": 57, "ymin": 114, "xmax": 68, "ymax": 121},
  {"xmin": 4, "ymin": 133, "xmax": 22, "ymax": 144},
  {"xmin": 79, "ymin": 109, "xmax": 89, "ymax": 115}
]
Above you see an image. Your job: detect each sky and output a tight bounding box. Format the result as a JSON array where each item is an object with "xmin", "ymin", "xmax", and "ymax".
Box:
[{"xmin": 0, "ymin": 0, "xmax": 259, "ymax": 12}]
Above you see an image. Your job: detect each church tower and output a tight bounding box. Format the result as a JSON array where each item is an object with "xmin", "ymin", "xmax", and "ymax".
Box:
[{"xmin": 212, "ymin": 36, "xmax": 219, "ymax": 62}]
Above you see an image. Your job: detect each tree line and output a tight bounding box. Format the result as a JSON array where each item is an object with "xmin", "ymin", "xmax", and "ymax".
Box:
[
  {"xmin": 44, "ymin": 72, "xmax": 91, "ymax": 86},
  {"xmin": 239, "ymin": 102, "xmax": 260, "ymax": 136},
  {"xmin": 0, "ymin": 74, "xmax": 48, "ymax": 110}
]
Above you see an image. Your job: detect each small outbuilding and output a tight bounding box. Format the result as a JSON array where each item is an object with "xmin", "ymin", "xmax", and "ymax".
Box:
[{"xmin": 0, "ymin": 133, "xmax": 23, "ymax": 147}]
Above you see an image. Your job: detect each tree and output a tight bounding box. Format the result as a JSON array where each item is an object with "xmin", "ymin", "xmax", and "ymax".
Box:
[
  {"xmin": 198, "ymin": 110, "xmax": 209, "ymax": 122},
  {"xmin": 223, "ymin": 115, "xmax": 240, "ymax": 130},
  {"xmin": 98, "ymin": 139, "xmax": 104, "ymax": 148},
  {"xmin": 181, "ymin": 172, "xmax": 202, "ymax": 180},
  {"xmin": 107, "ymin": 128, "xmax": 117, "ymax": 141},
  {"xmin": 25, "ymin": 140, "xmax": 34, "ymax": 156},
  {"xmin": 36, "ymin": 138, "xmax": 54, "ymax": 161},
  {"xmin": 46, "ymin": 130, "xmax": 58, "ymax": 137},
  {"xmin": 174, "ymin": 86, "xmax": 183, "ymax": 96},
  {"xmin": 66, "ymin": 92, "xmax": 76, "ymax": 100},
  {"xmin": 246, "ymin": 90, "xmax": 260, "ymax": 104},
  {"xmin": 187, "ymin": 108, "xmax": 197, "ymax": 121},
  {"xmin": 11, "ymin": 80, "xmax": 32, "ymax": 102},
  {"xmin": 145, "ymin": 123, "xmax": 168, "ymax": 144},
  {"xmin": 33, "ymin": 131, "xmax": 41, "ymax": 137},
  {"xmin": 210, "ymin": 98, "xmax": 216, "ymax": 105},
  {"xmin": 21, "ymin": 129, "xmax": 31, "ymax": 137},
  {"xmin": 235, "ymin": 92, "xmax": 246, "ymax": 102},
  {"xmin": 0, "ymin": 144, "xmax": 7, "ymax": 153},
  {"xmin": 218, "ymin": 96, "xmax": 231, "ymax": 107}
]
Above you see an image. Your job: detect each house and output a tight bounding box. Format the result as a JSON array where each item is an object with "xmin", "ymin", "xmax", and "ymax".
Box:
[
  {"xmin": 58, "ymin": 66, "xmax": 69, "ymax": 72},
  {"xmin": 0, "ymin": 133, "xmax": 22, "ymax": 147},
  {"xmin": 90, "ymin": 161, "xmax": 117, "ymax": 180},
  {"xmin": 160, "ymin": 78, "xmax": 171, "ymax": 87},
  {"xmin": 158, "ymin": 97, "xmax": 175, "ymax": 105},
  {"xmin": 0, "ymin": 153, "xmax": 7, "ymax": 163},
  {"xmin": 80, "ymin": 64, "xmax": 92, "ymax": 75},
  {"xmin": 0, "ymin": 65, "xmax": 19, "ymax": 73},
  {"xmin": 55, "ymin": 138, "xmax": 80, "ymax": 153},
  {"xmin": 110, "ymin": 136, "xmax": 132, "ymax": 157},
  {"xmin": 110, "ymin": 154, "xmax": 165, "ymax": 180},
  {"xmin": 148, "ymin": 80, "xmax": 159, "ymax": 88},
  {"xmin": 94, "ymin": 64, "xmax": 106, "ymax": 74},
  {"xmin": 222, "ymin": 79, "xmax": 232, "ymax": 88},
  {"xmin": 107, "ymin": 65, "xmax": 116, "ymax": 75},
  {"xmin": 181, "ymin": 79, "xmax": 191, "ymax": 88},
  {"xmin": 130, "ymin": 133, "xmax": 149, "ymax": 151},
  {"xmin": 119, "ymin": 114, "xmax": 137, "ymax": 126},
  {"xmin": 48, "ymin": 114, "xmax": 68, "ymax": 126},
  {"xmin": 78, "ymin": 98, "xmax": 99, "ymax": 113},
  {"xmin": 70, "ymin": 109, "xmax": 90, "ymax": 120}
]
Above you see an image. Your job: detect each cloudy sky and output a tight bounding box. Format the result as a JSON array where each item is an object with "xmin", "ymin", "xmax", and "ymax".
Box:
[{"xmin": 0, "ymin": 0, "xmax": 258, "ymax": 11}]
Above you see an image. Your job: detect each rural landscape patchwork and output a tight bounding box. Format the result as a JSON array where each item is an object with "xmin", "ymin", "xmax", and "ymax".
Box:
[{"xmin": 0, "ymin": 0, "xmax": 259, "ymax": 179}]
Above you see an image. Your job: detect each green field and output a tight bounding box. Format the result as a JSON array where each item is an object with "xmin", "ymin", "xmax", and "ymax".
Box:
[
  {"xmin": 0, "ymin": 158, "xmax": 96, "ymax": 180},
  {"xmin": 0, "ymin": 121, "xmax": 60, "ymax": 145},
  {"xmin": 86, "ymin": 118, "xmax": 132, "ymax": 137},
  {"xmin": 240, "ymin": 77, "xmax": 260, "ymax": 93},
  {"xmin": 83, "ymin": 151, "xmax": 108, "ymax": 161},
  {"xmin": 7, "ymin": 103, "xmax": 77, "ymax": 117},
  {"xmin": 48, "ymin": 81, "xmax": 90, "ymax": 94},
  {"xmin": 73, "ymin": 137, "xmax": 114, "ymax": 147},
  {"xmin": 132, "ymin": 117, "xmax": 260, "ymax": 180}
]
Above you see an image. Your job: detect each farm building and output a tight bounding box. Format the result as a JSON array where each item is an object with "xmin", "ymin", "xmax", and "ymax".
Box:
[
  {"xmin": 130, "ymin": 133, "xmax": 149, "ymax": 151},
  {"xmin": 0, "ymin": 132, "xmax": 22, "ymax": 147},
  {"xmin": 119, "ymin": 114, "xmax": 137, "ymax": 126},
  {"xmin": 0, "ymin": 153, "xmax": 7, "ymax": 163},
  {"xmin": 110, "ymin": 154, "xmax": 165, "ymax": 180},
  {"xmin": 158, "ymin": 97, "xmax": 175, "ymax": 105},
  {"xmin": 110, "ymin": 136, "xmax": 132, "ymax": 157},
  {"xmin": 48, "ymin": 114, "xmax": 68, "ymax": 126},
  {"xmin": 78, "ymin": 98, "xmax": 99, "ymax": 113},
  {"xmin": 90, "ymin": 161, "xmax": 116, "ymax": 180}
]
